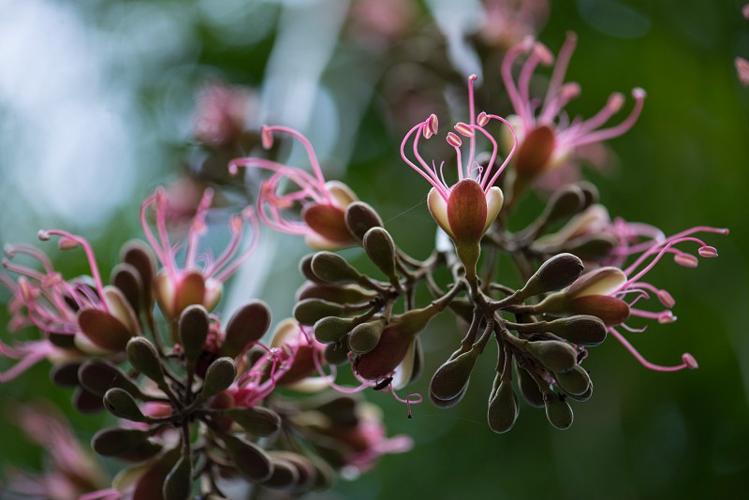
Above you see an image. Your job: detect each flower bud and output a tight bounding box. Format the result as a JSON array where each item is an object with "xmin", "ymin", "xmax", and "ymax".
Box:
[
  {"xmin": 178, "ymin": 305, "xmax": 209, "ymax": 365},
  {"xmin": 50, "ymin": 361, "xmax": 81, "ymax": 388},
  {"xmin": 226, "ymin": 407, "xmax": 281, "ymax": 437},
  {"xmin": 555, "ymin": 365, "xmax": 591, "ymax": 396},
  {"xmin": 201, "ymin": 357, "xmax": 236, "ymax": 398},
  {"xmin": 349, "ymin": 319, "xmax": 385, "ymax": 354},
  {"xmin": 544, "ymin": 396, "xmax": 574, "ymax": 430},
  {"xmin": 120, "ymin": 239, "xmax": 156, "ymax": 307},
  {"xmin": 221, "ymin": 301, "xmax": 271, "ymax": 358},
  {"xmin": 525, "ymin": 340, "xmax": 578, "ymax": 373},
  {"xmin": 313, "ymin": 316, "xmax": 357, "ymax": 343},
  {"xmin": 155, "ymin": 270, "xmax": 221, "ymax": 320},
  {"xmin": 127, "ymin": 337, "xmax": 166, "ymax": 385},
  {"xmin": 567, "ymin": 295, "xmax": 630, "ymax": 326},
  {"xmin": 91, "ymin": 427, "xmax": 161, "ymax": 461},
  {"xmin": 310, "ymin": 252, "xmax": 363, "ymax": 284},
  {"xmin": 354, "ymin": 327, "xmax": 413, "ymax": 381},
  {"xmin": 566, "ymin": 235, "xmax": 618, "ymax": 261},
  {"xmin": 299, "ymin": 254, "xmax": 324, "ymax": 283},
  {"xmin": 517, "ymin": 366, "xmax": 545, "ymax": 408},
  {"xmin": 577, "ymin": 181, "xmax": 599, "ymax": 208},
  {"xmin": 296, "ymin": 282, "xmax": 376, "ymax": 304},
  {"xmin": 345, "ymin": 201, "xmax": 383, "ymax": 240},
  {"xmin": 429, "ymin": 349, "xmax": 479, "ymax": 403},
  {"xmin": 293, "ymin": 299, "xmax": 345, "ymax": 325},
  {"xmin": 73, "ymin": 387, "xmax": 104, "ymax": 414},
  {"xmin": 263, "ymin": 457, "xmax": 299, "ymax": 490},
  {"xmin": 104, "ymin": 388, "xmax": 147, "ymax": 422},
  {"xmin": 544, "ymin": 315, "xmax": 607, "ymax": 346},
  {"xmin": 487, "ymin": 378, "xmax": 519, "ymax": 434},
  {"xmin": 222, "ymin": 434, "xmax": 273, "ymax": 482},
  {"xmin": 540, "ymin": 184, "xmax": 586, "ymax": 225},
  {"xmin": 324, "ymin": 341, "xmax": 350, "ymax": 365},
  {"xmin": 302, "ymin": 203, "xmax": 353, "ymax": 246},
  {"xmin": 78, "ymin": 360, "xmax": 144, "ymax": 398},
  {"xmin": 163, "ymin": 455, "xmax": 192, "ymax": 500},
  {"xmin": 111, "ymin": 262, "xmax": 143, "ymax": 314},
  {"xmin": 517, "ymin": 253, "xmax": 584, "ymax": 298},
  {"xmin": 77, "ymin": 307, "xmax": 135, "ymax": 353},
  {"xmin": 362, "ymin": 227, "xmax": 398, "ymax": 281}
]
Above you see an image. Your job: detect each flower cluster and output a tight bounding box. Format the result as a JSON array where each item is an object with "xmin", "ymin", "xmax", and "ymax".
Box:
[{"xmin": 0, "ymin": 28, "xmax": 729, "ymax": 499}]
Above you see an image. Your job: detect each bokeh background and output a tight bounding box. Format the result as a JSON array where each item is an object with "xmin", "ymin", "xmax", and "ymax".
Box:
[{"xmin": 1, "ymin": 0, "xmax": 748, "ymax": 498}]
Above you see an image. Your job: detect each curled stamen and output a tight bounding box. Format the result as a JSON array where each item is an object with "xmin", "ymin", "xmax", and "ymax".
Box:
[{"xmin": 608, "ymin": 327, "xmax": 696, "ymax": 373}]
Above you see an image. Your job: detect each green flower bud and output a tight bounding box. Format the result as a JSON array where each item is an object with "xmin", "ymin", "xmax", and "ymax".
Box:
[
  {"xmin": 223, "ymin": 434, "xmax": 273, "ymax": 482},
  {"xmin": 429, "ymin": 349, "xmax": 479, "ymax": 403},
  {"xmin": 104, "ymin": 388, "xmax": 147, "ymax": 422},
  {"xmin": 126, "ymin": 337, "xmax": 165, "ymax": 385},
  {"xmin": 296, "ymin": 282, "xmax": 376, "ymax": 304},
  {"xmin": 293, "ymin": 299, "xmax": 345, "ymax": 326},
  {"xmin": 263, "ymin": 457, "xmax": 299, "ymax": 490},
  {"xmin": 324, "ymin": 341, "xmax": 350, "ymax": 365},
  {"xmin": 518, "ymin": 253, "xmax": 584, "ymax": 299},
  {"xmin": 544, "ymin": 396, "xmax": 574, "ymax": 430},
  {"xmin": 226, "ymin": 407, "xmax": 281, "ymax": 437},
  {"xmin": 566, "ymin": 235, "xmax": 618, "ymax": 261},
  {"xmin": 363, "ymin": 227, "xmax": 398, "ymax": 280},
  {"xmin": 78, "ymin": 308, "xmax": 135, "ymax": 352},
  {"xmin": 50, "ymin": 361, "xmax": 81, "ymax": 387},
  {"xmin": 120, "ymin": 239, "xmax": 156, "ymax": 307},
  {"xmin": 313, "ymin": 316, "xmax": 357, "ymax": 343},
  {"xmin": 545, "ymin": 315, "xmax": 607, "ymax": 346},
  {"xmin": 541, "ymin": 184, "xmax": 586, "ymax": 225},
  {"xmin": 345, "ymin": 201, "xmax": 383, "ymax": 240},
  {"xmin": 200, "ymin": 357, "xmax": 236, "ymax": 398},
  {"xmin": 555, "ymin": 365, "xmax": 591, "ymax": 396},
  {"xmin": 221, "ymin": 301, "xmax": 271, "ymax": 358},
  {"xmin": 487, "ymin": 378, "xmax": 519, "ymax": 434},
  {"xmin": 78, "ymin": 360, "xmax": 144, "ymax": 399},
  {"xmin": 91, "ymin": 427, "xmax": 161, "ymax": 461},
  {"xmin": 163, "ymin": 455, "xmax": 192, "ymax": 500},
  {"xmin": 310, "ymin": 252, "xmax": 363, "ymax": 284},
  {"xmin": 178, "ymin": 305, "xmax": 209, "ymax": 364},
  {"xmin": 348, "ymin": 319, "xmax": 385, "ymax": 354},
  {"xmin": 526, "ymin": 340, "xmax": 578, "ymax": 373},
  {"xmin": 517, "ymin": 365, "xmax": 545, "ymax": 408},
  {"xmin": 111, "ymin": 262, "xmax": 143, "ymax": 314},
  {"xmin": 73, "ymin": 387, "xmax": 104, "ymax": 414}
]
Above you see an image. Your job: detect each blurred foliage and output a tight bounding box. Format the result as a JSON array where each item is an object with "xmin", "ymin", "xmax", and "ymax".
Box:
[{"xmin": 2, "ymin": 1, "xmax": 749, "ymax": 499}]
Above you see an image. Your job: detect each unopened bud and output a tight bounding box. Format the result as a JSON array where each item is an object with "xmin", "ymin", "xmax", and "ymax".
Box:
[
  {"xmin": 349, "ymin": 319, "xmax": 385, "ymax": 354},
  {"xmin": 566, "ymin": 235, "xmax": 617, "ymax": 261},
  {"xmin": 517, "ymin": 366, "xmax": 545, "ymax": 407},
  {"xmin": 363, "ymin": 227, "xmax": 398, "ymax": 280},
  {"xmin": 430, "ymin": 349, "xmax": 479, "ymax": 403},
  {"xmin": 78, "ymin": 308, "xmax": 134, "ymax": 352},
  {"xmin": 111, "ymin": 263, "xmax": 143, "ymax": 314},
  {"xmin": 50, "ymin": 361, "xmax": 81, "ymax": 388},
  {"xmin": 324, "ymin": 341, "xmax": 350, "ymax": 365},
  {"xmin": 263, "ymin": 457, "xmax": 299, "ymax": 490},
  {"xmin": 544, "ymin": 396, "xmax": 574, "ymax": 430},
  {"xmin": 518, "ymin": 253, "xmax": 584, "ymax": 298},
  {"xmin": 542, "ymin": 185, "xmax": 586, "ymax": 224},
  {"xmin": 126, "ymin": 337, "xmax": 165, "ymax": 385},
  {"xmin": 345, "ymin": 202, "xmax": 383, "ymax": 240},
  {"xmin": 296, "ymin": 282, "xmax": 376, "ymax": 304},
  {"xmin": 554, "ymin": 365, "xmax": 591, "ymax": 396},
  {"xmin": 163, "ymin": 455, "xmax": 192, "ymax": 500},
  {"xmin": 487, "ymin": 378, "xmax": 519, "ymax": 434},
  {"xmin": 310, "ymin": 252, "xmax": 363, "ymax": 284},
  {"xmin": 567, "ymin": 295, "xmax": 630, "ymax": 326},
  {"xmin": 545, "ymin": 315, "xmax": 607, "ymax": 346},
  {"xmin": 221, "ymin": 301, "xmax": 271, "ymax": 358},
  {"xmin": 78, "ymin": 360, "xmax": 144, "ymax": 398},
  {"xmin": 104, "ymin": 388, "xmax": 147, "ymax": 422},
  {"xmin": 178, "ymin": 305, "xmax": 209, "ymax": 364},
  {"xmin": 223, "ymin": 434, "xmax": 273, "ymax": 482},
  {"xmin": 313, "ymin": 316, "xmax": 357, "ymax": 343},
  {"xmin": 526, "ymin": 340, "xmax": 578, "ymax": 373},
  {"xmin": 293, "ymin": 299, "xmax": 345, "ymax": 326},
  {"xmin": 201, "ymin": 357, "xmax": 236, "ymax": 398},
  {"xmin": 91, "ymin": 427, "xmax": 161, "ymax": 460},
  {"xmin": 226, "ymin": 407, "xmax": 282, "ymax": 437}
]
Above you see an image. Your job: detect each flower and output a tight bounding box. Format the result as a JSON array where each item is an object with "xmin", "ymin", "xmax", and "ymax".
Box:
[
  {"xmin": 501, "ymin": 33, "xmax": 645, "ymax": 191},
  {"xmin": 229, "ymin": 126, "xmax": 359, "ymax": 249},
  {"xmin": 193, "ymin": 82, "xmax": 253, "ymax": 147},
  {"xmin": 5, "ymin": 404, "xmax": 108, "ymax": 500},
  {"xmin": 536, "ymin": 225, "xmax": 728, "ymax": 372},
  {"xmin": 478, "ymin": 0, "xmax": 549, "ymax": 49},
  {"xmin": 400, "ymin": 74, "xmax": 517, "ymax": 279},
  {"xmin": 1, "ymin": 234, "xmax": 140, "ymax": 381},
  {"xmin": 140, "ymin": 186, "xmax": 258, "ymax": 319}
]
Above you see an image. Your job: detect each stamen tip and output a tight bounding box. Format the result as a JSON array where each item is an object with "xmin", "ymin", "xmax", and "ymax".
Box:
[
  {"xmin": 698, "ymin": 245, "xmax": 718, "ymax": 258},
  {"xmin": 446, "ymin": 132, "xmax": 462, "ymax": 148},
  {"xmin": 37, "ymin": 230, "xmax": 50, "ymax": 241},
  {"xmin": 261, "ymin": 126, "xmax": 274, "ymax": 149},
  {"xmin": 682, "ymin": 353, "xmax": 698, "ymax": 369},
  {"xmin": 632, "ymin": 87, "xmax": 647, "ymax": 99}
]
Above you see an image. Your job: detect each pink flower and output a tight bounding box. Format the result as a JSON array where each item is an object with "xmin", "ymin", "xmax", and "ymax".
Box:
[
  {"xmin": 478, "ymin": 0, "xmax": 549, "ymax": 49},
  {"xmin": 400, "ymin": 74, "xmax": 517, "ymax": 278},
  {"xmin": 141, "ymin": 186, "xmax": 258, "ymax": 319},
  {"xmin": 1, "ymin": 235, "xmax": 139, "ymax": 380},
  {"xmin": 5, "ymin": 404, "xmax": 108, "ymax": 499},
  {"xmin": 537, "ymin": 225, "xmax": 728, "ymax": 372},
  {"xmin": 501, "ymin": 33, "xmax": 645, "ymax": 189},
  {"xmin": 229, "ymin": 126, "xmax": 359, "ymax": 249},
  {"xmin": 193, "ymin": 82, "xmax": 252, "ymax": 147}
]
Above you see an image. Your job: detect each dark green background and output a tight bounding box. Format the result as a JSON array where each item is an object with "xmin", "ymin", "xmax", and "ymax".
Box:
[{"xmin": 1, "ymin": 1, "xmax": 748, "ymax": 499}]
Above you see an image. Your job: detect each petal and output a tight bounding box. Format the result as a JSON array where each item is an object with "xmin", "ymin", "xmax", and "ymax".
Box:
[
  {"xmin": 483, "ymin": 186, "xmax": 505, "ymax": 233},
  {"xmin": 566, "ymin": 267, "xmax": 627, "ymax": 298},
  {"xmin": 446, "ymin": 179, "xmax": 487, "ymax": 243},
  {"xmin": 427, "ymin": 188, "xmax": 453, "ymax": 238}
]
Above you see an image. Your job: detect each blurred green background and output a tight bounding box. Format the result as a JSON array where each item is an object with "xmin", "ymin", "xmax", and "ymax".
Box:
[{"xmin": 1, "ymin": 1, "xmax": 748, "ymax": 499}]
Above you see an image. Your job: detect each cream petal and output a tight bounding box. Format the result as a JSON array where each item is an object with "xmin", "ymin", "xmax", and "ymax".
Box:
[
  {"xmin": 533, "ymin": 204, "xmax": 611, "ymax": 250},
  {"xmin": 270, "ymin": 318, "xmax": 301, "ymax": 348},
  {"xmin": 566, "ymin": 267, "xmax": 627, "ymax": 298},
  {"xmin": 483, "ymin": 186, "xmax": 504, "ymax": 233},
  {"xmin": 392, "ymin": 339, "xmax": 416, "ymax": 390},
  {"xmin": 427, "ymin": 188, "xmax": 453, "ymax": 238},
  {"xmin": 325, "ymin": 180, "xmax": 358, "ymax": 207}
]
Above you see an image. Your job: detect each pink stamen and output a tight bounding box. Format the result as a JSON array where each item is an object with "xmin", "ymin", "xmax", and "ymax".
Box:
[{"xmin": 608, "ymin": 327, "xmax": 696, "ymax": 373}]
